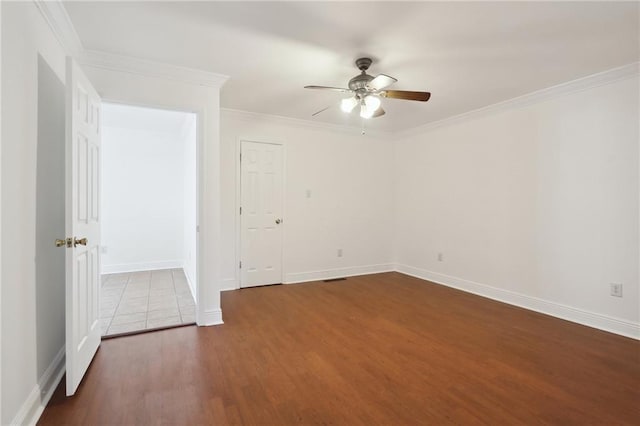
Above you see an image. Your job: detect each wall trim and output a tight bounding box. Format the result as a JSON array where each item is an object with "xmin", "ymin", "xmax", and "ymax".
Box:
[
  {"xmin": 33, "ymin": 0, "xmax": 83, "ymax": 57},
  {"xmin": 220, "ymin": 278, "xmax": 238, "ymax": 292},
  {"xmin": 198, "ymin": 309, "xmax": 223, "ymax": 326},
  {"xmin": 284, "ymin": 264, "xmax": 395, "ymax": 284},
  {"xmin": 183, "ymin": 264, "xmax": 197, "ymax": 303},
  {"xmin": 10, "ymin": 346, "xmax": 65, "ymax": 426},
  {"xmin": 221, "ymin": 108, "xmax": 392, "ymax": 139},
  {"xmin": 395, "ymin": 264, "xmax": 640, "ymax": 340},
  {"xmin": 395, "ymin": 61, "xmax": 640, "ymax": 139},
  {"xmin": 80, "ymin": 50, "xmax": 229, "ymax": 89},
  {"xmin": 101, "ymin": 260, "xmax": 183, "ymax": 275}
]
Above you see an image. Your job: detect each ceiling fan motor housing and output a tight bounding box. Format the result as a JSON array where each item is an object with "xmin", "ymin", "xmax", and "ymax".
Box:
[
  {"xmin": 348, "ymin": 73, "xmax": 374, "ymax": 93},
  {"xmin": 349, "ymin": 58, "xmax": 375, "ymax": 95}
]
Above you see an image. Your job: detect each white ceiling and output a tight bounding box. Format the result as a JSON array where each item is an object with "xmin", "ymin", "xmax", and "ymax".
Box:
[{"xmin": 64, "ymin": 1, "xmax": 639, "ymax": 132}]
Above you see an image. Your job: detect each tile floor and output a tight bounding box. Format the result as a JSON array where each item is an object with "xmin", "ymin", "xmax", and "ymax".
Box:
[{"xmin": 100, "ymin": 268, "xmax": 196, "ymax": 336}]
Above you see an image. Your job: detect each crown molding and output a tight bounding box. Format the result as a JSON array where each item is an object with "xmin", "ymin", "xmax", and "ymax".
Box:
[
  {"xmin": 33, "ymin": 0, "xmax": 83, "ymax": 57},
  {"xmin": 221, "ymin": 108, "xmax": 393, "ymax": 139},
  {"xmin": 33, "ymin": 0, "xmax": 228, "ymax": 88},
  {"xmin": 79, "ymin": 50, "xmax": 229, "ymax": 89},
  {"xmin": 395, "ymin": 62, "xmax": 640, "ymax": 140}
]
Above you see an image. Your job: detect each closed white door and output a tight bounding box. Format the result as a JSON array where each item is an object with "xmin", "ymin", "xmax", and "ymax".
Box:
[
  {"xmin": 65, "ymin": 57, "xmax": 102, "ymax": 396},
  {"xmin": 240, "ymin": 141, "xmax": 283, "ymax": 287}
]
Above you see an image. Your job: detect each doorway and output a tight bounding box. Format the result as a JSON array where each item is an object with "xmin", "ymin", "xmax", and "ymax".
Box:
[
  {"xmin": 239, "ymin": 140, "xmax": 284, "ymax": 288},
  {"xmin": 99, "ymin": 103, "xmax": 198, "ymax": 336}
]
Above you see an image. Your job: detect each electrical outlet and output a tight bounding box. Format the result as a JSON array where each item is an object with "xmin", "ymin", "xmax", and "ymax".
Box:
[
  {"xmin": 437, "ymin": 252, "xmax": 443, "ymax": 262},
  {"xmin": 610, "ymin": 283, "xmax": 623, "ymax": 298},
  {"xmin": 337, "ymin": 249, "xmax": 343, "ymax": 258}
]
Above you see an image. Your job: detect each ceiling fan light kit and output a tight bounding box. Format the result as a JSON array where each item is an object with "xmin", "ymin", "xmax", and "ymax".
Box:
[
  {"xmin": 340, "ymin": 97, "xmax": 358, "ymax": 113},
  {"xmin": 305, "ymin": 57, "xmax": 431, "ymax": 120}
]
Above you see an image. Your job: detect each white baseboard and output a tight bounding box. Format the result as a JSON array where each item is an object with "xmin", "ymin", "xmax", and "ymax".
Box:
[
  {"xmin": 101, "ymin": 260, "xmax": 183, "ymax": 274},
  {"xmin": 395, "ymin": 264, "xmax": 640, "ymax": 340},
  {"xmin": 220, "ymin": 278, "xmax": 238, "ymax": 292},
  {"xmin": 198, "ymin": 308, "xmax": 223, "ymax": 326},
  {"xmin": 183, "ymin": 266, "xmax": 197, "ymax": 303},
  {"xmin": 10, "ymin": 346, "xmax": 65, "ymax": 426},
  {"xmin": 284, "ymin": 263, "xmax": 395, "ymax": 284}
]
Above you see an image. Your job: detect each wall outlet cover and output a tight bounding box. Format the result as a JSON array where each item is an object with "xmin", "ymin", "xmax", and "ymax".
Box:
[{"xmin": 610, "ymin": 283, "xmax": 623, "ymax": 297}]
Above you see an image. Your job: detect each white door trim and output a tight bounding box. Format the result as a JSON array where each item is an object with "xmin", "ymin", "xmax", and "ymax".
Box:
[
  {"xmin": 0, "ymin": 1, "xmax": 3, "ymax": 420},
  {"xmin": 100, "ymin": 98, "xmax": 203, "ymax": 322},
  {"xmin": 235, "ymin": 138, "xmax": 286, "ymax": 289}
]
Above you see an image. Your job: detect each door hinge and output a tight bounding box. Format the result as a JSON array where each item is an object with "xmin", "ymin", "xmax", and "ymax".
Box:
[
  {"xmin": 239, "ymin": 261, "xmax": 242, "ymax": 269},
  {"xmin": 240, "ymin": 152, "xmax": 242, "ymax": 162},
  {"xmin": 239, "ymin": 206, "xmax": 242, "ymax": 215}
]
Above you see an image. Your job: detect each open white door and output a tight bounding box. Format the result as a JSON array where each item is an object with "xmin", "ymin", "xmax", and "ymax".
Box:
[
  {"xmin": 64, "ymin": 57, "xmax": 101, "ymax": 396},
  {"xmin": 240, "ymin": 141, "xmax": 284, "ymax": 288}
]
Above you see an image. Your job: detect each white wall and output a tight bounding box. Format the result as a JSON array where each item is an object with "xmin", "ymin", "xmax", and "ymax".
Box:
[
  {"xmin": 101, "ymin": 105, "xmax": 192, "ymax": 274},
  {"xmin": 394, "ymin": 75, "xmax": 639, "ymax": 336},
  {"xmin": 1, "ymin": 2, "xmax": 68, "ymax": 424},
  {"xmin": 35, "ymin": 55, "xmax": 65, "ymax": 384},
  {"xmin": 183, "ymin": 115, "xmax": 197, "ymax": 298},
  {"xmin": 220, "ymin": 110, "xmax": 395, "ymax": 287}
]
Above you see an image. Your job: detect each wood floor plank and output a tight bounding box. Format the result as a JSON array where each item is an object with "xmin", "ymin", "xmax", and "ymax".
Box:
[{"xmin": 38, "ymin": 272, "xmax": 639, "ymax": 425}]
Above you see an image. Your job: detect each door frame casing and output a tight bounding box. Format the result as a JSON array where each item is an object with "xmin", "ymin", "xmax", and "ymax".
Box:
[
  {"xmin": 100, "ymin": 99, "xmax": 202, "ymax": 317},
  {"xmin": 235, "ymin": 138, "xmax": 286, "ymax": 289}
]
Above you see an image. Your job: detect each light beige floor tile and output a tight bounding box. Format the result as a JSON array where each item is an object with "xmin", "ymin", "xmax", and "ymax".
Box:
[
  {"xmin": 130, "ymin": 271, "xmax": 151, "ymax": 279},
  {"xmin": 100, "ymin": 268, "xmax": 192, "ymax": 336},
  {"xmin": 146, "ymin": 316, "xmax": 181, "ymax": 329},
  {"xmin": 101, "ymin": 280, "xmax": 127, "ymax": 290},
  {"xmin": 100, "ymin": 318, "xmax": 112, "ymax": 334},
  {"xmin": 172, "ymin": 269, "xmax": 187, "ymax": 278},
  {"xmin": 102, "ymin": 287, "xmax": 124, "ymax": 298},
  {"xmin": 179, "ymin": 305, "xmax": 195, "ymax": 316},
  {"xmin": 116, "ymin": 296, "xmax": 148, "ymax": 315},
  {"xmin": 147, "ymin": 307, "xmax": 180, "ymax": 320},
  {"xmin": 181, "ymin": 313, "xmax": 196, "ymax": 323},
  {"xmin": 177, "ymin": 295, "xmax": 195, "ymax": 308},
  {"xmin": 111, "ymin": 312, "xmax": 147, "ymax": 325},
  {"xmin": 149, "ymin": 288, "xmax": 175, "ymax": 297},
  {"xmin": 175, "ymin": 287, "xmax": 192, "ymax": 297},
  {"xmin": 148, "ymin": 298, "xmax": 178, "ymax": 312},
  {"xmin": 100, "ymin": 297, "xmax": 120, "ymax": 310},
  {"xmin": 103, "ymin": 273, "xmax": 129, "ymax": 282},
  {"xmin": 173, "ymin": 276, "xmax": 188, "ymax": 286},
  {"xmin": 151, "ymin": 271, "xmax": 172, "ymax": 279},
  {"xmin": 150, "ymin": 280, "xmax": 174, "ymax": 290},
  {"xmin": 126, "ymin": 280, "xmax": 150, "ymax": 289},
  {"xmin": 148, "ymin": 293, "xmax": 178, "ymax": 304},
  {"xmin": 100, "ymin": 306, "xmax": 117, "ymax": 318},
  {"xmin": 107, "ymin": 321, "xmax": 146, "ymax": 335},
  {"xmin": 122, "ymin": 287, "xmax": 150, "ymax": 298}
]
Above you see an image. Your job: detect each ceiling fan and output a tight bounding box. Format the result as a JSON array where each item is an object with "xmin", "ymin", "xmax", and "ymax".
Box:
[{"xmin": 304, "ymin": 57, "xmax": 431, "ymax": 119}]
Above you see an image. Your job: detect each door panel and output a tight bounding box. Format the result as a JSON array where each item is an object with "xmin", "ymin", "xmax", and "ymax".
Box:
[
  {"xmin": 65, "ymin": 57, "xmax": 101, "ymax": 396},
  {"xmin": 240, "ymin": 141, "xmax": 283, "ymax": 288}
]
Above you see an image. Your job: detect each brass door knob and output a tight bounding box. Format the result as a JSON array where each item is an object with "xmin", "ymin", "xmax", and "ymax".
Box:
[
  {"xmin": 55, "ymin": 238, "xmax": 71, "ymax": 248},
  {"xmin": 74, "ymin": 237, "xmax": 88, "ymax": 247}
]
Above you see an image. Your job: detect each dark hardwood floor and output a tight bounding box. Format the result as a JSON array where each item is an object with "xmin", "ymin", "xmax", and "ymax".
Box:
[{"xmin": 39, "ymin": 272, "xmax": 639, "ymax": 425}]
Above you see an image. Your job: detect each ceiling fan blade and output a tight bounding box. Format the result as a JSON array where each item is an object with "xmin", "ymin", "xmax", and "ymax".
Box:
[
  {"xmin": 372, "ymin": 106, "xmax": 386, "ymax": 118},
  {"xmin": 312, "ymin": 106, "xmax": 331, "ymax": 116},
  {"xmin": 383, "ymin": 90, "xmax": 431, "ymax": 102},
  {"xmin": 367, "ymin": 74, "xmax": 397, "ymax": 91},
  {"xmin": 304, "ymin": 85, "xmax": 353, "ymax": 93}
]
